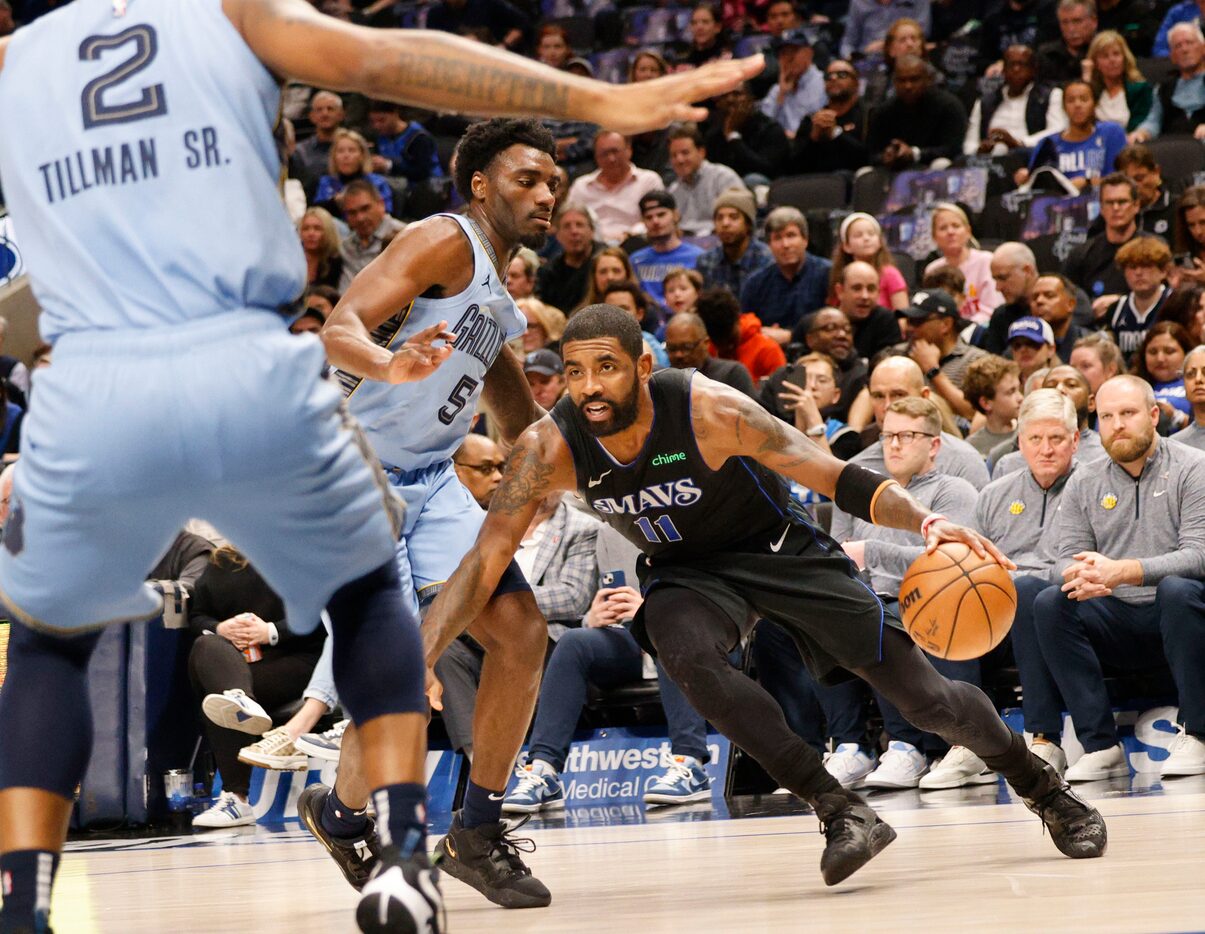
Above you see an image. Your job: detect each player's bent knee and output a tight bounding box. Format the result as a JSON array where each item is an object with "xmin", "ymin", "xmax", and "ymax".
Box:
[
  {"xmin": 471, "ymin": 592, "xmax": 546, "ymax": 664},
  {"xmin": 328, "ymin": 560, "xmax": 426, "ymax": 723}
]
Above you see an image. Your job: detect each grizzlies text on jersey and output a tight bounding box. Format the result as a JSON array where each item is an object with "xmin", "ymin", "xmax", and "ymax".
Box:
[{"xmin": 337, "ymin": 213, "xmax": 526, "ymax": 470}]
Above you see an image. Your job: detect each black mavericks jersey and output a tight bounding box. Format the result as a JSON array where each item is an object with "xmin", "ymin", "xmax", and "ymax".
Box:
[{"xmin": 550, "ymin": 368, "xmax": 802, "ymax": 559}]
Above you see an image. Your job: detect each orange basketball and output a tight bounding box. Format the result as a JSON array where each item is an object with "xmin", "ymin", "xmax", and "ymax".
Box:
[{"xmin": 898, "ymin": 542, "xmax": 1016, "ymax": 661}]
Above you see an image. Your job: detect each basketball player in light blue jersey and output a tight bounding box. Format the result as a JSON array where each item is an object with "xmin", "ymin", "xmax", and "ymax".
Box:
[
  {"xmin": 306, "ymin": 119, "xmax": 557, "ymax": 911},
  {"xmin": 0, "ymin": 0, "xmax": 763, "ymax": 930}
]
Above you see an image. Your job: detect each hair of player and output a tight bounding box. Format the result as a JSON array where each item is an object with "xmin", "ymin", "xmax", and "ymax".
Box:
[
  {"xmin": 561, "ymin": 304, "xmax": 646, "ymax": 361},
  {"xmin": 452, "ymin": 118, "xmax": 556, "ymax": 203},
  {"xmin": 1018, "ymin": 388, "xmax": 1078, "ymax": 433}
]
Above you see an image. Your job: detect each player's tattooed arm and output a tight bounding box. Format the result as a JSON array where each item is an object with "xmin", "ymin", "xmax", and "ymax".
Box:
[
  {"xmin": 691, "ymin": 375, "xmax": 846, "ymax": 495},
  {"xmin": 233, "ymin": 0, "xmax": 762, "ymax": 132},
  {"xmin": 422, "ymin": 419, "xmax": 575, "ymax": 667},
  {"xmin": 481, "ymin": 345, "xmax": 545, "ymax": 446}
]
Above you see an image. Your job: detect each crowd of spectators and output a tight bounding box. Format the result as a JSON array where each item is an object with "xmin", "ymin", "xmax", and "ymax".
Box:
[{"xmin": 6, "ymin": 0, "xmax": 1205, "ymax": 814}]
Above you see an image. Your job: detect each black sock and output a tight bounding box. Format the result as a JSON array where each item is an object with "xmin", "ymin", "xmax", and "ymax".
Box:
[
  {"xmin": 461, "ymin": 779, "xmax": 504, "ymax": 829},
  {"xmin": 320, "ymin": 786, "xmax": 369, "ymax": 839},
  {"xmin": 0, "ymin": 849, "xmax": 59, "ymax": 932},
  {"xmin": 982, "ymin": 731, "xmax": 1046, "ymax": 798},
  {"xmin": 372, "ymin": 783, "xmax": 427, "ymax": 859}
]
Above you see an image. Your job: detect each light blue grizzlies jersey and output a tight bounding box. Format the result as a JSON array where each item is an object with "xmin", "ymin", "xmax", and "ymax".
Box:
[
  {"xmin": 0, "ymin": 0, "xmax": 305, "ymax": 343},
  {"xmin": 339, "ymin": 213, "xmax": 525, "ymax": 470}
]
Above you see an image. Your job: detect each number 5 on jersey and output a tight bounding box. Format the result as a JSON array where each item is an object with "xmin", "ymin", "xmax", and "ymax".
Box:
[{"xmin": 438, "ymin": 375, "xmax": 478, "ymax": 425}]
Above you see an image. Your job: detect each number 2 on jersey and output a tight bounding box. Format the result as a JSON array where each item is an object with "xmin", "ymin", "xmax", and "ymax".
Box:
[
  {"xmin": 79, "ymin": 25, "xmax": 167, "ymax": 130},
  {"xmin": 634, "ymin": 515, "xmax": 683, "ymax": 544}
]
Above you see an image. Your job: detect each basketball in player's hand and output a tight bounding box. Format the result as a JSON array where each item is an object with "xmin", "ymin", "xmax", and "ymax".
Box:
[{"xmin": 898, "ymin": 543, "xmax": 1016, "ymax": 661}]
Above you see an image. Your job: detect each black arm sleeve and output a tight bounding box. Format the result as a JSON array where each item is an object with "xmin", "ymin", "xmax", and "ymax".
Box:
[{"xmin": 833, "ymin": 462, "xmax": 896, "ymax": 523}]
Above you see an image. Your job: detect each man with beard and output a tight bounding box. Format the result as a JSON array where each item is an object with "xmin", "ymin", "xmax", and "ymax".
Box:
[
  {"xmin": 306, "ymin": 119, "xmax": 562, "ymax": 911},
  {"xmin": 422, "ymin": 304, "xmax": 1107, "ymax": 890},
  {"xmin": 765, "ymin": 308, "xmax": 867, "ymax": 423},
  {"xmin": 1174, "ymin": 345, "xmax": 1205, "ymax": 451},
  {"xmin": 791, "ymin": 59, "xmax": 870, "ymax": 174},
  {"xmin": 866, "ymin": 55, "xmax": 968, "ymax": 169},
  {"xmin": 696, "ymin": 188, "xmax": 774, "ymax": 297},
  {"xmin": 991, "ymin": 364, "xmax": 1106, "ymax": 475},
  {"xmin": 1034, "ymin": 375, "xmax": 1205, "ymax": 780}
]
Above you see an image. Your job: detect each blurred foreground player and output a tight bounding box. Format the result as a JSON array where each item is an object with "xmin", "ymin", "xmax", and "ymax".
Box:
[
  {"xmin": 423, "ymin": 305, "xmax": 1108, "ymax": 888},
  {"xmin": 0, "ymin": 2, "xmax": 761, "ymax": 930}
]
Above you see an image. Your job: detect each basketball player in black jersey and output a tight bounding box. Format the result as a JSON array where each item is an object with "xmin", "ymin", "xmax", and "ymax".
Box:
[{"xmin": 422, "ymin": 304, "xmax": 1107, "ymax": 885}]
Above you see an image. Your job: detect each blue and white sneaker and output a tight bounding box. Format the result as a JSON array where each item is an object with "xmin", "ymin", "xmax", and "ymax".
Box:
[
  {"xmin": 501, "ymin": 760, "xmax": 565, "ymax": 814},
  {"xmin": 201, "ymin": 688, "xmax": 271, "ymax": 735},
  {"xmin": 643, "ymin": 755, "xmax": 711, "ymax": 807},
  {"xmin": 296, "ymin": 719, "xmax": 350, "ymax": 762},
  {"xmin": 192, "ymin": 790, "xmax": 256, "ymax": 828}
]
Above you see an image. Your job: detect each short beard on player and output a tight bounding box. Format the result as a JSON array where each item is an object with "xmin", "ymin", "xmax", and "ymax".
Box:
[
  {"xmin": 519, "ymin": 230, "xmax": 549, "ymax": 250},
  {"xmin": 579, "ymin": 379, "xmax": 641, "ymax": 437}
]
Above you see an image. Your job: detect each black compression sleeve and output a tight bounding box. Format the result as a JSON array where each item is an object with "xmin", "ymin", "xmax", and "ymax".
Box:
[{"xmin": 833, "ymin": 463, "xmax": 897, "ymax": 524}]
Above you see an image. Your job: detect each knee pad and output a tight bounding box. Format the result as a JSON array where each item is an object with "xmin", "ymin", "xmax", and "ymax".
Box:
[
  {"xmin": 328, "ymin": 560, "xmax": 426, "ymax": 723},
  {"xmin": 0, "ymin": 624, "xmax": 102, "ymax": 797}
]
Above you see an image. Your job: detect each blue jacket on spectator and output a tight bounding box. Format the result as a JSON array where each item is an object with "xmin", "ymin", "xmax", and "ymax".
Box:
[
  {"xmin": 739, "ymin": 253, "xmax": 831, "ymax": 330},
  {"xmin": 374, "ymin": 122, "xmax": 444, "ymax": 184},
  {"xmin": 315, "ymin": 172, "xmax": 393, "ymax": 215}
]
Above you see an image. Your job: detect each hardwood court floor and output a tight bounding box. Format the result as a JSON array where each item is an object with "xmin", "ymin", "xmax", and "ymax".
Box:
[{"xmin": 55, "ymin": 781, "xmax": 1205, "ymax": 933}]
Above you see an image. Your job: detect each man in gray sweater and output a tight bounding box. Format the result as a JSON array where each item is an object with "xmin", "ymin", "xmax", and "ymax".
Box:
[
  {"xmin": 1173, "ymin": 346, "xmax": 1205, "ymax": 453},
  {"xmin": 977, "ymin": 390, "xmax": 1080, "ymax": 778},
  {"xmin": 1034, "ymin": 376, "xmax": 1205, "ymax": 782},
  {"xmin": 836, "ymin": 357, "xmax": 990, "ymax": 515},
  {"xmin": 832, "ymin": 398, "xmax": 985, "ymax": 791}
]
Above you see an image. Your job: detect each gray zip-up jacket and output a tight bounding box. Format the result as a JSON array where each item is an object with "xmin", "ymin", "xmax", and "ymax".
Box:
[
  {"xmin": 976, "ymin": 463, "xmax": 1076, "ymax": 581},
  {"xmin": 1055, "ymin": 438, "xmax": 1205, "ymax": 604},
  {"xmin": 832, "ymin": 469, "xmax": 978, "ymax": 597}
]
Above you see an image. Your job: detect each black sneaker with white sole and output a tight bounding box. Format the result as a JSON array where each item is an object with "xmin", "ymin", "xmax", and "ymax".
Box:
[
  {"xmin": 433, "ymin": 811, "xmax": 551, "ymax": 909},
  {"xmin": 356, "ymin": 847, "xmax": 443, "ymax": 934},
  {"xmin": 297, "ymin": 783, "xmax": 381, "ymax": 890},
  {"xmin": 1021, "ymin": 764, "xmax": 1108, "ymax": 859},
  {"xmin": 813, "ymin": 792, "xmax": 898, "ymax": 886}
]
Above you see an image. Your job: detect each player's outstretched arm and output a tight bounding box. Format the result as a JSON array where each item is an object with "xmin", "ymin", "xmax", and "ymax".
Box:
[
  {"xmin": 322, "ymin": 217, "xmax": 465, "ymax": 383},
  {"xmin": 422, "ymin": 418, "xmax": 577, "ymax": 676},
  {"xmin": 481, "ymin": 345, "xmax": 545, "ymax": 445},
  {"xmin": 228, "ymin": 0, "xmax": 762, "ymax": 133},
  {"xmin": 691, "ymin": 376, "xmax": 1014, "ymax": 566}
]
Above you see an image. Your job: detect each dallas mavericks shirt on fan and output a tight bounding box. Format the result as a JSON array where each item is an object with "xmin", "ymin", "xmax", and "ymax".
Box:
[
  {"xmin": 0, "ymin": 3, "xmax": 305, "ymax": 340},
  {"xmin": 337, "ymin": 214, "xmax": 525, "ymax": 470},
  {"xmin": 1027, "ymin": 121, "xmax": 1127, "ymax": 183}
]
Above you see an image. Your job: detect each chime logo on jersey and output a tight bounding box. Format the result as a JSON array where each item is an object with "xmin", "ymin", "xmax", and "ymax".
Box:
[
  {"xmin": 591, "ymin": 478, "xmax": 703, "ymax": 515},
  {"xmin": 450, "ymin": 303, "xmax": 505, "ymax": 369}
]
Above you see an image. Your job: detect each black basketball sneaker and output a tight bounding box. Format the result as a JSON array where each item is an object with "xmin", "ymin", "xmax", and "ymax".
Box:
[
  {"xmin": 356, "ymin": 846, "xmax": 443, "ymax": 934},
  {"xmin": 1022, "ymin": 764, "xmax": 1108, "ymax": 859},
  {"xmin": 298, "ymin": 783, "xmax": 382, "ymax": 890},
  {"xmin": 433, "ymin": 811, "xmax": 551, "ymax": 908},
  {"xmin": 813, "ymin": 793, "xmax": 898, "ymax": 886}
]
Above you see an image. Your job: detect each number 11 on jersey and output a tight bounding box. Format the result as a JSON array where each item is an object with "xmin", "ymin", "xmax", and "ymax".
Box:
[{"xmin": 634, "ymin": 514, "xmax": 682, "ymax": 544}]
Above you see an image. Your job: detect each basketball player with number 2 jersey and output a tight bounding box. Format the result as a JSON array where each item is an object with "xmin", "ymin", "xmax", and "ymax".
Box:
[
  {"xmin": 0, "ymin": 0, "xmax": 764, "ymax": 929},
  {"xmin": 422, "ymin": 304, "xmax": 1109, "ymax": 893}
]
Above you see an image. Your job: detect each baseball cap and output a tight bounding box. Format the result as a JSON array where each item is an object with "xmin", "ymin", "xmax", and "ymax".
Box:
[
  {"xmin": 524, "ymin": 348, "xmax": 564, "ymax": 376},
  {"xmin": 639, "ymin": 190, "xmax": 676, "ymax": 215},
  {"xmin": 565, "ymin": 56, "xmax": 595, "ymax": 78},
  {"xmin": 901, "ymin": 290, "xmax": 962, "ymax": 322},
  {"xmin": 771, "ymin": 27, "xmax": 811, "ymax": 50},
  {"xmin": 1007, "ymin": 316, "xmax": 1056, "ymax": 346}
]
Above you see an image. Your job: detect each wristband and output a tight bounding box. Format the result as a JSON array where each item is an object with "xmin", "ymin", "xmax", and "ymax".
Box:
[
  {"xmin": 834, "ymin": 462, "xmax": 896, "ymax": 524},
  {"xmin": 925, "ymin": 365, "xmax": 941, "ymax": 381},
  {"xmin": 920, "ymin": 513, "xmax": 947, "ymax": 540}
]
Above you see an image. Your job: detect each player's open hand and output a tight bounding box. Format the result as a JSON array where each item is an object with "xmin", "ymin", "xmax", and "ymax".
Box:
[
  {"xmin": 925, "ymin": 519, "xmax": 1016, "ymax": 570},
  {"xmin": 591, "ymin": 55, "xmax": 765, "ymax": 133},
  {"xmin": 425, "ymin": 666, "xmax": 444, "ymax": 712},
  {"xmin": 386, "ymin": 322, "xmax": 457, "ymax": 384}
]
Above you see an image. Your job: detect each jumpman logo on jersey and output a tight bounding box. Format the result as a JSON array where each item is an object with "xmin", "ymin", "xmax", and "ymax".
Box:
[{"xmin": 481, "ymin": 272, "xmax": 492, "ymax": 290}]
